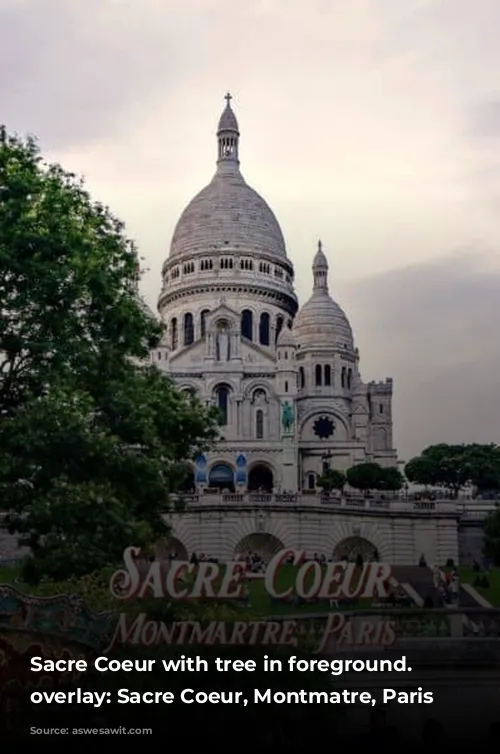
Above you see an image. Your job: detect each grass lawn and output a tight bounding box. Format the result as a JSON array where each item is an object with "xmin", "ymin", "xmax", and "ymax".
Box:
[
  {"xmin": 244, "ymin": 565, "xmax": 375, "ymax": 616},
  {"xmin": 457, "ymin": 566, "xmax": 500, "ymax": 606}
]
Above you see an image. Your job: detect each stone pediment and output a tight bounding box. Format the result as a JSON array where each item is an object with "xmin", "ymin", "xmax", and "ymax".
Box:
[
  {"xmin": 240, "ymin": 338, "xmax": 276, "ymax": 367},
  {"xmin": 168, "ymin": 339, "xmax": 206, "ymax": 366},
  {"xmin": 352, "ymin": 401, "xmax": 368, "ymax": 415},
  {"xmin": 168, "ymin": 330, "xmax": 276, "ymax": 368},
  {"xmin": 205, "ymin": 301, "xmax": 240, "ymax": 328}
]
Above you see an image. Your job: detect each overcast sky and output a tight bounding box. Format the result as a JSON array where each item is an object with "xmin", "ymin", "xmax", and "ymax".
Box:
[{"xmin": 1, "ymin": 0, "xmax": 499, "ymax": 459}]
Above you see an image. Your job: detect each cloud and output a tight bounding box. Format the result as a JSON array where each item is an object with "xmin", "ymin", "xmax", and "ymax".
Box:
[
  {"xmin": 342, "ymin": 252, "xmax": 500, "ymax": 458},
  {"xmin": 0, "ymin": 0, "xmax": 191, "ymax": 150},
  {"xmin": 2, "ymin": 0, "xmax": 499, "ymax": 461},
  {"xmin": 469, "ymin": 99, "xmax": 500, "ymax": 140}
]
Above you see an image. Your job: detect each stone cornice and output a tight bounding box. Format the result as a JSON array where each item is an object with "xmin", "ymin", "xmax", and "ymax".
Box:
[{"xmin": 158, "ymin": 283, "xmax": 298, "ymax": 315}]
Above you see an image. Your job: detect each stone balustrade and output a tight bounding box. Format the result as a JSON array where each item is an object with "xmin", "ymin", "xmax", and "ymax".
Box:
[{"xmin": 173, "ymin": 491, "xmax": 463, "ymax": 515}]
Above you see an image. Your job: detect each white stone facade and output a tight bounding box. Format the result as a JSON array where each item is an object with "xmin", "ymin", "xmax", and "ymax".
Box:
[
  {"xmin": 151, "ymin": 95, "xmax": 457, "ymax": 563},
  {"xmin": 156, "ymin": 96, "xmax": 396, "ymax": 496}
]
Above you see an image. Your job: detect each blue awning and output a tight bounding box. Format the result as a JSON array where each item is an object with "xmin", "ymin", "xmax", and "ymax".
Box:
[{"xmin": 209, "ymin": 464, "xmax": 234, "ymax": 484}]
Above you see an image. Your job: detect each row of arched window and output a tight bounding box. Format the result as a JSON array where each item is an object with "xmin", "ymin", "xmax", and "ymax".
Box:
[
  {"xmin": 168, "ymin": 310, "xmax": 289, "ymax": 350},
  {"xmin": 165, "ymin": 259, "xmax": 292, "ymax": 284},
  {"xmin": 298, "ymin": 365, "xmax": 353, "ymax": 389}
]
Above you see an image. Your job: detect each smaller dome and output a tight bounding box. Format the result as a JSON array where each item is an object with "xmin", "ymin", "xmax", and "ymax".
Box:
[
  {"xmin": 293, "ymin": 241, "xmax": 354, "ymax": 349},
  {"xmin": 313, "ymin": 243, "xmax": 328, "ymax": 268},
  {"xmin": 217, "ymin": 92, "xmax": 240, "ymax": 136},
  {"xmin": 138, "ymin": 296, "xmax": 157, "ymax": 320},
  {"xmin": 218, "ymin": 103, "xmax": 239, "ymax": 133},
  {"xmin": 294, "ymin": 294, "xmax": 353, "ymax": 348},
  {"xmin": 276, "ymin": 325, "xmax": 296, "ymax": 347}
]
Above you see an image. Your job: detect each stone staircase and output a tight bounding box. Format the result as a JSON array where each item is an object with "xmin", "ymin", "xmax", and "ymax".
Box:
[
  {"xmin": 458, "ymin": 584, "xmax": 482, "ymax": 607},
  {"xmin": 392, "ymin": 565, "xmax": 437, "ymax": 606},
  {"xmin": 392, "ymin": 565, "xmax": 483, "ymax": 608}
]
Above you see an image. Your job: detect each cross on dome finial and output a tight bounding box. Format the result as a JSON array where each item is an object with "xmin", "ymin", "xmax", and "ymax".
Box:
[
  {"xmin": 318, "ymin": 239, "xmax": 322, "ymax": 252},
  {"xmin": 225, "ymin": 92, "xmax": 232, "ymax": 107}
]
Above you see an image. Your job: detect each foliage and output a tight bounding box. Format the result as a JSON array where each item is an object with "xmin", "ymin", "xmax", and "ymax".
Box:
[
  {"xmin": 0, "ymin": 129, "xmax": 218, "ymax": 583},
  {"xmin": 484, "ymin": 510, "xmax": 500, "ymax": 566},
  {"xmin": 346, "ymin": 463, "xmax": 382, "ymax": 491},
  {"xmin": 378, "ymin": 465, "xmax": 404, "ymax": 491},
  {"xmin": 316, "ymin": 468, "xmax": 345, "ymax": 491},
  {"xmin": 345, "ymin": 462, "xmax": 403, "ymax": 492},
  {"xmin": 405, "ymin": 444, "xmax": 500, "ymax": 496},
  {"xmin": 0, "ymin": 130, "xmax": 160, "ymax": 414}
]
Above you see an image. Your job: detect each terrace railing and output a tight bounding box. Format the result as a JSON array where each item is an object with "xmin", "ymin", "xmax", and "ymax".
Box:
[{"xmin": 172, "ymin": 492, "xmax": 461, "ymax": 515}]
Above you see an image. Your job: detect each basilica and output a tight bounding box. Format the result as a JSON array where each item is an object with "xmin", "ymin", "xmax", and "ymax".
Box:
[{"xmin": 154, "ymin": 95, "xmax": 397, "ymax": 496}]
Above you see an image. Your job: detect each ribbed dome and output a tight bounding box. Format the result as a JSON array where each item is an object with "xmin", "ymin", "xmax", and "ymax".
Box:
[
  {"xmin": 138, "ymin": 296, "xmax": 157, "ymax": 320},
  {"xmin": 276, "ymin": 325, "xmax": 296, "ymax": 347},
  {"xmin": 293, "ymin": 241, "xmax": 354, "ymax": 349},
  {"xmin": 218, "ymin": 104, "xmax": 239, "ymax": 133},
  {"xmin": 169, "ymin": 165, "xmax": 288, "ymax": 260},
  {"xmin": 168, "ymin": 95, "xmax": 289, "ymax": 262},
  {"xmin": 294, "ymin": 292, "xmax": 353, "ymax": 348}
]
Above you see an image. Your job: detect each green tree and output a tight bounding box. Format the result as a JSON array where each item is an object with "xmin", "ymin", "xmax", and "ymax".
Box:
[
  {"xmin": 345, "ymin": 462, "xmax": 384, "ymax": 492},
  {"xmin": 405, "ymin": 444, "xmax": 500, "ymax": 497},
  {"xmin": 316, "ymin": 468, "xmax": 345, "ymax": 491},
  {"xmin": 483, "ymin": 509, "xmax": 500, "ymax": 565},
  {"xmin": 404, "ymin": 455, "xmax": 438, "ymax": 488},
  {"xmin": 379, "ymin": 466, "xmax": 404, "ymax": 491},
  {"xmin": 0, "ymin": 130, "xmax": 162, "ymax": 414},
  {"xmin": 0, "ymin": 129, "xmax": 218, "ymax": 582}
]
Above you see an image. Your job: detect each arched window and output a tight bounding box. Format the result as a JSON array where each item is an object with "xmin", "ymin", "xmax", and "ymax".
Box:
[
  {"xmin": 347, "ymin": 368, "xmax": 352, "ymax": 389},
  {"xmin": 299, "ymin": 367, "xmax": 305, "ymax": 389},
  {"xmin": 341, "ymin": 367, "xmax": 346, "ymax": 388},
  {"xmin": 256, "ymin": 409, "xmax": 264, "ymax": 439},
  {"xmin": 315, "ymin": 364, "xmax": 322, "ymax": 386},
  {"xmin": 241, "ymin": 309, "xmax": 253, "ymax": 340},
  {"xmin": 275, "ymin": 315, "xmax": 284, "ymax": 343},
  {"xmin": 216, "ymin": 386, "xmax": 229, "ymax": 426},
  {"xmin": 200, "ymin": 309, "xmax": 209, "ymax": 337},
  {"xmin": 324, "ymin": 364, "xmax": 331, "ymax": 386},
  {"xmin": 259, "ymin": 312, "xmax": 270, "ymax": 345},
  {"xmin": 171, "ymin": 318, "xmax": 178, "ymax": 350},
  {"xmin": 183, "ymin": 312, "xmax": 194, "ymax": 345},
  {"xmin": 307, "ymin": 473, "xmax": 316, "ymax": 490}
]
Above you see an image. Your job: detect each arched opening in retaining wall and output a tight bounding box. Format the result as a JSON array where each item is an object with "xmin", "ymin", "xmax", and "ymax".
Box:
[
  {"xmin": 247, "ymin": 463, "xmax": 274, "ymax": 492},
  {"xmin": 156, "ymin": 537, "xmax": 188, "ymax": 561},
  {"xmin": 234, "ymin": 533, "xmax": 285, "ymax": 561},
  {"xmin": 333, "ymin": 536, "xmax": 378, "ymax": 563}
]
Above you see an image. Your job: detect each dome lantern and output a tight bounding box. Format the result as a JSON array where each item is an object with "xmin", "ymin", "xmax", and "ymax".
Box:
[
  {"xmin": 217, "ymin": 92, "xmax": 240, "ymax": 168},
  {"xmin": 313, "ymin": 239, "xmax": 329, "ymax": 291}
]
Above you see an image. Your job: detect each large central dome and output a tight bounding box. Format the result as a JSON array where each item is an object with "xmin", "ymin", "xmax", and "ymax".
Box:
[
  {"xmin": 169, "ymin": 172, "xmax": 287, "ymax": 260},
  {"xmin": 168, "ymin": 94, "xmax": 288, "ymax": 261}
]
